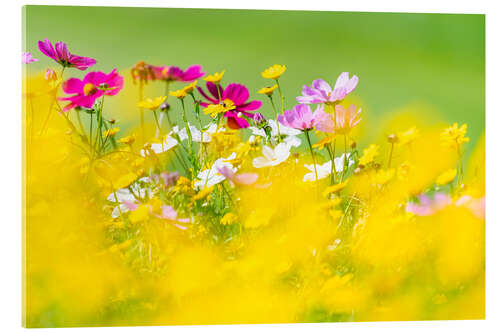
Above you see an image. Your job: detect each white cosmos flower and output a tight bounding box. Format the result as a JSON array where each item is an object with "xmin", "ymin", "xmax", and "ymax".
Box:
[
  {"xmin": 140, "ymin": 125, "xmax": 186, "ymax": 156},
  {"xmin": 179, "ymin": 123, "xmax": 224, "ymax": 143},
  {"xmin": 194, "ymin": 152, "xmax": 237, "ymax": 189},
  {"xmin": 250, "ymin": 120, "xmax": 302, "ymax": 147},
  {"xmin": 303, "ymin": 153, "xmax": 353, "ymax": 182},
  {"xmin": 252, "ymin": 143, "xmax": 291, "ymax": 168}
]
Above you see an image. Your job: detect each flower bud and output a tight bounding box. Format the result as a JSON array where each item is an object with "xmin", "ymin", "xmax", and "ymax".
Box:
[
  {"xmin": 253, "ymin": 112, "xmax": 267, "ymax": 128},
  {"xmin": 44, "ymin": 68, "xmax": 57, "ymax": 81},
  {"xmin": 108, "ymin": 118, "xmax": 116, "ymax": 124},
  {"xmin": 160, "ymin": 102, "xmax": 171, "ymax": 112},
  {"xmin": 349, "ymin": 140, "xmax": 357, "ymax": 149},
  {"xmin": 387, "ymin": 133, "xmax": 399, "ymax": 144}
]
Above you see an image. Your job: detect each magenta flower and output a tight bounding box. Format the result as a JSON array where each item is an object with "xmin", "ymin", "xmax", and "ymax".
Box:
[
  {"xmin": 151, "ymin": 65, "xmax": 205, "ymax": 82},
  {"xmin": 197, "ymin": 82, "xmax": 262, "ymax": 129},
  {"xmin": 22, "ymin": 52, "xmax": 38, "ymax": 64},
  {"xmin": 38, "ymin": 38, "xmax": 96, "ymax": 70},
  {"xmin": 217, "ymin": 165, "xmax": 258, "ymax": 186},
  {"xmin": 277, "ymin": 104, "xmax": 323, "ymax": 131},
  {"xmin": 59, "ymin": 69, "xmax": 124, "ymax": 111},
  {"xmin": 297, "ymin": 72, "xmax": 358, "ymax": 104}
]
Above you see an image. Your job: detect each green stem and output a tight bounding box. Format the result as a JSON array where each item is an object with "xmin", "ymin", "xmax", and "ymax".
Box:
[
  {"xmin": 152, "ymin": 110, "xmax": 162, "ymax": 136},
  {"xmin": 304, "ymin": 130, "xmax": 318, "ymax": 181},
  {"xmin": 388, "ymin": 142, "xmax": 394, "ymax": 168},
  {"xmin": 341, "ymin": 135, "xmax": 347, "ymax": 181},
  {"xmin": 268, "ymin": 95, "xmax": 281, "ymax": 141},
  {"xmin": 275, "ymin": 79, "xmax": 285, "ymax": 114}
]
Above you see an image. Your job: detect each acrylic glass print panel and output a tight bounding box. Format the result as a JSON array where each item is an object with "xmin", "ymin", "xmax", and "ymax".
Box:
[{"xmin": 22, "ymin": 5, "xmax": 485, "ymax": 327}]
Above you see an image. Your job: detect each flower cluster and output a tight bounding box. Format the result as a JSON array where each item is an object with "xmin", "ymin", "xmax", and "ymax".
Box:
[{"xmin": 23, "ymin": 39, "xmax": 485, "ymax": 327}]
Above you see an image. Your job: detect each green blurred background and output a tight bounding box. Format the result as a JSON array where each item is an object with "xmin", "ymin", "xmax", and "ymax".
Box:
[{"xmin": 23, "ymin": 6, "xmax": 485, "ymax": 149}]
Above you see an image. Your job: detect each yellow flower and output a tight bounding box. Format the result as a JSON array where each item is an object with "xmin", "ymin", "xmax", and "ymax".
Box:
[
  {"xmin": 436, "ymin": 168, "xmax": 457, "ymax": 185},
  {"xmin": 129, "ymin": 204, "xmax": 150, "ymax": 224},
  {"xmin": 359, "ymin": 144, "xmax": 379, "ymax": 166},
  {"xmin": 397, "ymin": 126, "xmax": 419, "ymax": 146},
  {"xmin": 258, "ymin": 84, "xmax": 278, "ymax": 96},
  {"xmin": 313, "ymin": 135, "xmax": 336, "ymax": 150},
  {"xmin": 192, "ymin": 186, "xmax": 214, "ymax": 202},
  {"xmin": 441, "ymin": 122, "xmax": 470, "ymax": 148},
  {"xmin": 204, "ymin": 70, "xmax": 225, "ymax": 84},
  {"xmin": 169, "ymin": 89, "xmax": 187, "ymax": 99},
  {"xmin": 372, "ymin": 169, "xmax": 395, "ymax": 186},
  {"xmin": 172, "ymin": 176, "xmax": 195, "ymax": 195},
  {"xmin": 261, "ymin": 64, "xmax": 286, "ymax": 79},
  {"xmin": 137, "ymin": 96, "xmax": 167, "ymax": 110},
  {"xmin": 211, "ymin": 130, "xmax": 239, "ymax": 152},
  {"xmin": 323, "ymin": 180, "xmax": 349, "ymax": 197},
  {"xmin": 203, "ymin": 99, "xmax": 236, "ymax": 118},
  {"xmin": 220, "ymin": 212, "xmax": 238, "ymax": 225},
  {"xmin": 118, "ymin": 135, "xmax": 135, "ymax": 145},
  {"xmin": 109, "ymin": 239, "xmax": 133, "ymax": 253},
  {"xmin": 102, "ymin": 127, "xmax": 120, "ymax": 138},
  {"xmin": 182, "ymin": 80, "xmax": 197, "ymax": 94}
]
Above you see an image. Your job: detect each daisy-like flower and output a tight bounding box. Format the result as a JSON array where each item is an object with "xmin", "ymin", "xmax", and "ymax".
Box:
[
  {"xmin": 359, "ymin": 144, "xmax": 379, "ymax": 166},
  {"xmin": 194, "ymin": 153, "xmax": 238, "ymax": 189},
  {"xmin": 252, "ymin": 143, "xmax": 291, "ymax": 168},
  {"xmin": 204, "ymin": 99, "xmax": 235, "ymax": 118},
  {"xmin": 137, "ymin": 96, "xmax": 167, "ymax": 110},
  {"xmin": 297, "ymin": 73, "xmax": 358, "ymax": 105},
  {"xmin": 118, "ymin": 135, "xmax": 135, "ymax": 145},
  {"xmin": 441, "ymin": 122, "xmax": 470, "ymax": 148},
  {"xmin": 38, "ymin": 38, "xmax": 96, "ymax": 70},
  {"xmin": 151, "ymin": 64, "xmax": 205, "ymax": 82},
  {"xmin": 203, "ymin": 70, "xmax": 225, "ymax": 84},
  {"xmin": 436, "ymin": 168, "xmax": 457, "ymax": 185},
  {"xmin": 140, "ymin": 126, "xmax": 187, "ymax": 156},
  {"xmin": 249, "ymin": 119, "xmax": 302, "ymax": 147},
  {"xmin": 323, "ymin": 180, "xmax": 349, "ymax": 197},
  {"xmin": 220, "ymin": 212, "xmax": 238, "ymax": 225},
  {"xmin": 315, "ymin": 104, "xmax": 362, "ymax": 135},
  {"xmin": 303, "ymin": 153, "xmax": 352, "ymax": 182},
  {"xmin": 262, "ymin": 64, "xmax": 286, "ymax": 79},
  {"xmin": 131, "ymin": 60, "xmax": 155, "ymax": 85},
  {"xmin": 398, "ymin": 126, "xmax": 420, "ymax": 146},
  {"xmin": 102, "ymin": 127, "xmax": 120, "ymax": 138},
  {"xmin": 181, "ymin": 123, "xmax": 224, "ymax": 143},
  {"xmin": 169, "ymin": 89, "xmax": 188, "ymax": 99},
  {"xmin": 258, "ymin": 84, "xmax": 278, "ymax": 96},
  {"xmin": 22, "ymin": 52, "xmax": 38, "ymax": 64},
  {"xmin": 277, "ymin": 104, "xmax": 323, "ymax": 131},
  {"xmin": 197, "ymin": 82, "xmax": 262, "ymax": 129},
  {"xmin": 59, "ymin": 69, "xmax": 124, "ymax": 111},
  {"xmin": 217, "ymin": 165, "xmax": 258, "ymax": 186}
]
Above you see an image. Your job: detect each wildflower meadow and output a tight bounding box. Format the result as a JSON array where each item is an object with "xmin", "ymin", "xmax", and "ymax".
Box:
[{"xmin": 22, "ymin": 7, "xmax": 485, "ymax": 328}]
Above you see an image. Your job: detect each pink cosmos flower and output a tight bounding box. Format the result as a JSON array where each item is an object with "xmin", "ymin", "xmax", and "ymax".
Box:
[
  {"xmin": 38, "ymin": 38, "xmax": 96, "ymax": 70},
  {"xmin": 197, "ymin": 82, "xmax": 262, "ymax": 129},
  {"xmin": 122, "ymin": 201, "xmax": 190, "ymax": 230},
  {"xmin": 217, "ymin": 165, "xmax": 258, "ymax": 186},
  {"xmin": 277, "ymin": 104, "xmax": 323, "ymax": 131},
  {"xmin": 297, "ymin": 72, "xmax": 358, "ymax": 104},
  {"xmin": 22, "ymin": 52, "xmax": 38, "ymax": 64},
  {"xmin": 456, "ymin": 195, "xmax": 485, "ymax": 219},
  {"xmin": 59, "ymin": 69, "xmax": 124, "ymax": 111},
  {"xmin": 406, "ymin": 193, "xmax": 451, "ymax": 216},
  {"xmin": 151, "ymin": 65, "xmax": 205, "ymax": 82},
  {"xmin": 315, "ymin": 104, "xmax": 362, "ymax": 135}
]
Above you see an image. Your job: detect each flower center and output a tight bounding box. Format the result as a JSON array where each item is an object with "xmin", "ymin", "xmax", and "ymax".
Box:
[{"xmin": 83, "ymin": 83, "xmax": 98, "ymax": 96}]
